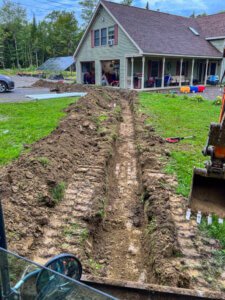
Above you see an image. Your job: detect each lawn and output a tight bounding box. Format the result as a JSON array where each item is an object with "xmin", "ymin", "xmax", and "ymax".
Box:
[
  {"xmin": 139, "ymin": 93, "xmax": 220, "ymax": 197},
  {"xmin": 0, "ymin": 97, "xmax": 78, "ymax": 165}
]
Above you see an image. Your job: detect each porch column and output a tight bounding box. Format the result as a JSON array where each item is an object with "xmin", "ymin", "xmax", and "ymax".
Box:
[
  {"xmin": 204, "ymin": 59, "xmax": 209, "ymax": 85},
  {"xmin": 141, "ymin": 56, "xmax": 145, "ymax": 90},
  {"xmin": 124, "ymin": 57, "xmax": 128, "ymax": 89},
  {"xmin": 161, "ymin": 57, "xmax": 165, "ymax": 88},
  {"xmin": 190, "ymin": 58, "xmax": 195, "ymax": 85},
  {"xmin": 179, "ymin": 58, "xmax": 183, "ymax": 87},
  {"xmin": 131, "ymin": 57, "xmax": 134, "ymax": 89}
]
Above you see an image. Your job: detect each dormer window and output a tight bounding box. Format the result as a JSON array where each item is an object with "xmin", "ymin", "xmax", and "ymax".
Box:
[{"xmin": 189, "ymin": 27, "xmax": 199, "ymax": 36}]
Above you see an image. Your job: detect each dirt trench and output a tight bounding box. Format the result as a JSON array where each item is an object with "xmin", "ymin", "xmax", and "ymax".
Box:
[
  {"xmin": 2, "ymin": 82, "xmax": 225, "ymax": 295},
  {"xmin": 91, "ymin": 99, "xmax": 148, "ymax": 282}
]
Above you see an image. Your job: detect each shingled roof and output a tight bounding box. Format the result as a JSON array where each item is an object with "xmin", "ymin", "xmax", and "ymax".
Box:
[
  {"xmin": 196, "ymin": 12, "xmax": 225, "ymax": 39},
  {"xmin": 101, "ymin": 0, "xmax": 222, "ymax": 58}
]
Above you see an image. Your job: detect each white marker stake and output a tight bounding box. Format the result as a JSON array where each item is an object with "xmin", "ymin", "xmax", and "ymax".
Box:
[
  {"xmin": 207, "ymin": 214, "xmax": 212, "ymax": 225},
  {"xmin": 186, "ymin": 208, "xmax": 191, "ymax": 221},
  {"xmin": 197, "ymin": 211, "xmax": 202, "ymax": 224},
  {"xmin": 218, "ymin": 218, "xmax": 223, "ymax": 224}
]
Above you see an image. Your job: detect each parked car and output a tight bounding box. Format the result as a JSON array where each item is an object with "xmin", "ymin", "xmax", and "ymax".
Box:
[{"xmin": 0, "ymin": 75, "xmax": 15, "ymax": 93}]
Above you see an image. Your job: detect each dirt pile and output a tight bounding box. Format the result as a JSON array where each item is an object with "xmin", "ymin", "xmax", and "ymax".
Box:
[
  {"xmin": 133, "ymin": 108, "xmax": 191, "ymax": 288},
  {"xmin": 32, "ymin": 79, "xmax": 89, "ymax": 93},
  {"xmin": 0, "ymin": 86, "xmax": 122, "ymax": 260},
  {"xmin": 133, "ymin": 101, "xmax": 225, "ymax": 293}
]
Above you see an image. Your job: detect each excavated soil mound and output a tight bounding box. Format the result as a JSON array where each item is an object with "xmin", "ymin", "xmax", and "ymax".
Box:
[{"xmin": 0, "ymin": 86, "xmax": 123, "ymax": 258}]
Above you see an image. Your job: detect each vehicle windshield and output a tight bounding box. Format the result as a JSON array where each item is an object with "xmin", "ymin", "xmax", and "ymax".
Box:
[{"xmin": 0, "ymin": 247, "xmax": 115, "ymax": 300}]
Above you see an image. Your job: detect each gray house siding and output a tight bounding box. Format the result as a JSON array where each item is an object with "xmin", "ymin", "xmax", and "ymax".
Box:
[
  {"xmin": 75, "ymin": 5, "xmax": 139, "ymax": 88},
  {"xmin": 210, "ymin": 39, "xmax": 225, "ymax": 53},
  {"xmin": 209, "ymin": 39, "xmax": 225, "ymax": 80}
]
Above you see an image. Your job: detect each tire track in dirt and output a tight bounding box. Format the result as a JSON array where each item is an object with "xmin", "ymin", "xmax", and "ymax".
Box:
[
  {"xmin": 32, "ymin": 165, "xmax": 105, "ymax": 265},
  {"xmin": 93, "ymin": 99, "xmax": 148, "ymax": 283}
]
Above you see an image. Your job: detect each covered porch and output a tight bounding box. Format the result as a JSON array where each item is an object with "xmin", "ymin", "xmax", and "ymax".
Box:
[{"xmin": 125, "ymin": 55, "xmax": 223, "ymax": 90}]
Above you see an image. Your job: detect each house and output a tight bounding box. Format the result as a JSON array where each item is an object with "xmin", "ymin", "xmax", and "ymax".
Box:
[{"xmin": 74, "ymin": 0, "xmax": 225, "ymax": 90}]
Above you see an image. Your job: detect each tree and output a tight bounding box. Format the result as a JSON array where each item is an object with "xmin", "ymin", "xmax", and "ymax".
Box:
[
  {"xmin": 146, "ymin": 2, "xmax": 149, "ymax": 10},
  {"xmin": 0, "ymin": 0, "xmax": 27, "ymax": 68},
  {"xmin": 44, "ymin": 11, "xmax": 80, "ymax": 57},
  {"xmin": 121, "ymin": 0, "xmax": 133, "ymax": 5},
  {"xmin": 79, "ymin": 0, "xmax": 98, "ymax": 26}
]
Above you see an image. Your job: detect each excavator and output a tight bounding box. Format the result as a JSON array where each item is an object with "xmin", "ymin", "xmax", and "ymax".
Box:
[{"xmin": 189, "ymin": 88, "xmax": 225, "ymax": 217}]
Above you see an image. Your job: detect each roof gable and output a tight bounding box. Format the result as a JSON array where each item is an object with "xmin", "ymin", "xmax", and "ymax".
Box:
[{"xmin": 74, "ymin": 1, "xmax": 140, "ymax": 57}]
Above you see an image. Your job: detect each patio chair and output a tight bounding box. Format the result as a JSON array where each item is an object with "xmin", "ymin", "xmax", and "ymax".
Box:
[
  {"xmin": 164, "ymin": 74, "xmax": 172, "ymax": 86},
  {"xmin": 207, "ymin": 75, "xmax": 219, "ymax": 85}
]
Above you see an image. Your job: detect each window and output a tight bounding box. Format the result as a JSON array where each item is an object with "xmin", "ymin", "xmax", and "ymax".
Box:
[
  {"xmin": 94, "ymin": 30, "xmax": 100, "ymax": 47},
  {"xmin": 101, "ymin": 28, "xmax": 107, "ymax": 46},
  {"xmin": 189, "ymin": 27, "xmax": 199, "ymax": 36},
  {"xmin": 108, "ymin": 26, "xmax": 115, "ymax": 41}
]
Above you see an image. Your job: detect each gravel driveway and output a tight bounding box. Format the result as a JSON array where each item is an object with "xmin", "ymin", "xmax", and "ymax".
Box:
[{"xmin": 0, "ymin": 76, "xmax": 50, "ymax": 103}]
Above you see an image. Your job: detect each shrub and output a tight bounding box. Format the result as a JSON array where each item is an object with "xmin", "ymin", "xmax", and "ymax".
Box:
[
  {"xmin": 182, "ymin": 95, "xmax": 189, "ymax": 100},
  {"xmin": 192, "ymin": 95, "xmax": 204, "ymax": 102},
  {"xmin": 213, "ymin": 96, "xmax": 222, "ymax": 106}
]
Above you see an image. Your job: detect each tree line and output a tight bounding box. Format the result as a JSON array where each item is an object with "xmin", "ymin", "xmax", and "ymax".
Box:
[{"xmin": 0, "ymin": 0, "xmax": 135, "ymax": 69}]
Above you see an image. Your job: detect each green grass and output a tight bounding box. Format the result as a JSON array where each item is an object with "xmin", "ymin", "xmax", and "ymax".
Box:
[
  {"xmin": 0, "ymin": 97, "xmax": 78, "ymax": 165},
  {"xmin": 139, "ymin": 93, "xmax": 220, "ymax": 196},
  {"xmin": 200, "ymin": 215, "xmax": 225, "ymax": 248}
]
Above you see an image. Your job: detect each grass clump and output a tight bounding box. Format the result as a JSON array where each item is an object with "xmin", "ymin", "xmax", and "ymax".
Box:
[
  {"xmin": 213, "ymin": 96, "xmax": 222, "ymax": 106},
  {"xmin": 80, "ymin": 228, "xmax": 89, "ymax": 243},
  {"xmin": 146, "ymin": 218, "xmax": 157, "ymax": 235},
  {"xmin": 37, "ymin": 156, "xmax": 50, "ymax": 167},
  {"xmin": 63, "ymin": 223, "xmax": 79, "ymax": 237},
  {"xmin": 89, "ymin": 258, "xmax": 103, "ymax": 274},
  {"xmin": 200, "ymin": 215, "xmax": 225, "ymax": 248},
  {"xmin": 51, "ymin": 182, "xmax": 66, "ymax": 203},
  {"xmin": 97, "ymin": 115, "xmax": 108, "ymax": 122}
]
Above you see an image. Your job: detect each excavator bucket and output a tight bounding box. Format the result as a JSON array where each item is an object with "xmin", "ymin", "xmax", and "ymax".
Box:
[
  {"xmin": 189, "ymin": 88, "xmax": 225, "ymax": 218},
  {"xmin": 190, "ymin": 168, "xmax": 225, "ymax": 218}
]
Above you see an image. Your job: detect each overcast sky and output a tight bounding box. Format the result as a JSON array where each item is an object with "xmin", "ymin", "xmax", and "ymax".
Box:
[{"xmin": 1, "ymin": 0, "xmax": 225, "ymax": 22}]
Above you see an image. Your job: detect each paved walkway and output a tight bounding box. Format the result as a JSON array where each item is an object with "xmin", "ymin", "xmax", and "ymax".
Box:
[{"xmin": 182, "ymin": 86, "xmax": 223, "ymax": 100}]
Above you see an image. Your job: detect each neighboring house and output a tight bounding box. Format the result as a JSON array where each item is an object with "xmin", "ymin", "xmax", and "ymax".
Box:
[{"xmin": 74, "ymin": 0, "xmax": 225, "ymax": 90}]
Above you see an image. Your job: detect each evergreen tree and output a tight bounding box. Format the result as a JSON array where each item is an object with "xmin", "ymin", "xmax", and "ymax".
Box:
[{"xmin": 146, "ymin": 2, "xmax": 149, "ymax": 10}]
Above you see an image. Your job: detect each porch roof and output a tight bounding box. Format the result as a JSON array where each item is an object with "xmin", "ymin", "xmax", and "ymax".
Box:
[{"xmin": 102, "ymin": 1, "xmax": 222, "ymax": 59}]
